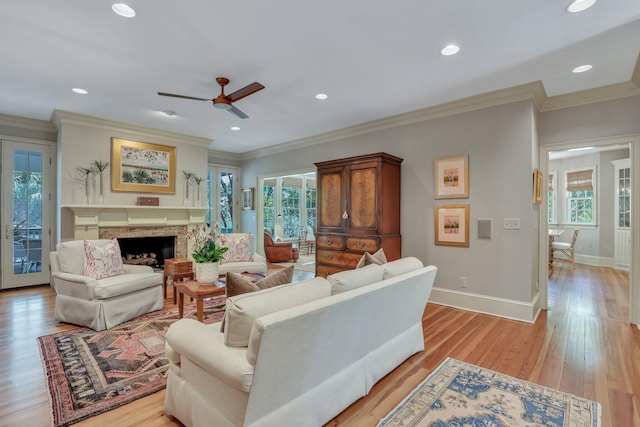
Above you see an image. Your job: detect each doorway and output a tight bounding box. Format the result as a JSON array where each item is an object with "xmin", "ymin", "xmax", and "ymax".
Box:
[
  {"xmin": 1, "ymin": 139, "xmax": 53, "ymax": 289},
  {"xmin": 539, "ymin": 135, "xmax": 639, "ymax": 324}
]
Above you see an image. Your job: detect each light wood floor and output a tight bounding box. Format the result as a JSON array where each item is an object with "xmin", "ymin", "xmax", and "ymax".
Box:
[{"xmin": 1, "ymin": 263, "xmax": 638, "ymax": 426}]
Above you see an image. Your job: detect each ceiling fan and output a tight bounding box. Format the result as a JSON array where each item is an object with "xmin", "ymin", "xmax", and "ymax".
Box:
[{"xmin": 158, "ymin": 77, "xmax": 265, "ymax": 119}]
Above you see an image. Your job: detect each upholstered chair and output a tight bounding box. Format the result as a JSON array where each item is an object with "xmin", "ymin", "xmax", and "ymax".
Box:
[{"xmin": 263, "ymin": 229, "xmax": 299, "ymax": 263}]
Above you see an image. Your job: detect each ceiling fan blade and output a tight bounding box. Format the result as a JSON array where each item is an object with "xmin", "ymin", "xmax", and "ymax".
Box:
[
  {"xmin": 157, "ymin": 92, "xmax": 210, "ymax": 101},
  {"xmin": 228, "ymin": 105, "xmax": 249, "ymax": 119},
  {"xmin": 227, "ymin": 82, "xmax": 265, "ymax": 102}
]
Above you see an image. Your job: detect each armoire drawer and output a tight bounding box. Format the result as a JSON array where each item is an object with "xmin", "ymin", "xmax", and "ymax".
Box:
[
  {"xmin": 345, "ymin": 236, "xmax": 380, "ymax": 253},
  {"xmin": 316, "ymin": 264, "xmax": 347, "ymax": 278},
  {"xmin": 316, "ymin": 249, "xmax": 361, "ymax": 267},
  {"xmin": 316, "ymin": 235, "xmax": 345, "ymax": 249}
]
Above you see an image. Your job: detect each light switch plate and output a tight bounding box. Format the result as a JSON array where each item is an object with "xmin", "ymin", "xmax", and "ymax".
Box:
[{"xmin": 503, "ymin": 218, "xmax": 520, "ymax": 230}]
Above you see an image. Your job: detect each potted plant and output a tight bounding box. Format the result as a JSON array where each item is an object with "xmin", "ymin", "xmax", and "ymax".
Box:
[
  {"xmin": 188, "ymin": 224, "xmax": 228, "ymax": 284},
  {"xmin": 93, "ymin": 160, "xmax": 109, "ymax": 204}
]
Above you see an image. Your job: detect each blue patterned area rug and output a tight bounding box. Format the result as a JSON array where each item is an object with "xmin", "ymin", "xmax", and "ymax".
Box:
[{"xmin": 378, "ymin": 358, "xmax": 600, "ymax": 427}]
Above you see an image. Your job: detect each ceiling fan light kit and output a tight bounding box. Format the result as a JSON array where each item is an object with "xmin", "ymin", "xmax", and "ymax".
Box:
[{"xmin": 158, "ymin": 76, "xmax": 264, "ymax": 119}]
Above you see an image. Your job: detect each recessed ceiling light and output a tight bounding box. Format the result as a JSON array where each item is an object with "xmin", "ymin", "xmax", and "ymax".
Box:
[
  {"xmin": 230, "ymin": 126, "xmax": 240, "ymax": 131},
  {"xmin": 566, "ymin": 0, "xmax": 596, "ymax": 13},
  {"xmin": 112, "ymin": 3, "xmax": 136, "ymax": 18},
  {"xmin": 72, "ymin": 87, "xmax": 88, "ymax": 95},
  {"xmin": 315, "ymin": 93, "xmax": 328, "ymax": 100},
  {"xmin": 572, "ymin": 64, "xmax": 592, "ymax": 73},
  {"xmin": 161, "ymin": 110, "xmax": 176, "ymax": 117},
  {"xmin": 440, "ymin": 44, "xmax": 460, "ymax": 56}
]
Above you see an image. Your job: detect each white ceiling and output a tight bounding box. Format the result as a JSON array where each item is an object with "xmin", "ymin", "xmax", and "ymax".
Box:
[{"xmin": 1, "ymin": 1, "xmax": 640, "ymax": 153}]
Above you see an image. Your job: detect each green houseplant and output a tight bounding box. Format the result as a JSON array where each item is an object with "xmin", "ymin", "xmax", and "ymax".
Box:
[{"xmin": 188, "ymin": 224, "xmax": 228, "ymax": 283}]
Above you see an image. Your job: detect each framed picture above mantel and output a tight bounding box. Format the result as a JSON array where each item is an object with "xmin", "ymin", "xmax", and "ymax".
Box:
[{"xmin": 111, "ymin": 138, "xmax": 176, "ymax": 194}]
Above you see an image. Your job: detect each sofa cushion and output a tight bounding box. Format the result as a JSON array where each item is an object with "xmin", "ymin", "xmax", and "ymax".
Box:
[
  {"xmin": 92, "ymin": 272, "xmax": 162, "ymax": 299},
  {"xmin": 356, "ymin": 248, "xmax": 387, "ymax": 269},
  {"xmin": 328, "ymin": 264, "xmax": 384, "ymax": 295},
  {"xmin": 220, "ymin": 233, "xmax": 253, "ymax": 263},
  {"xmin": 382, "ymin": 257, "xmax": 424, "ymax": 279},
  {"xmin": 56, "ymin": 239, "xmax": 111, "ymax": 275},
  {"xmin": 83, "ymin": 238, "xmax": 126, "ymax": 279},
  {"xmin": 224, "ymin": 276, "xmax": 331, "ymax": 347}
]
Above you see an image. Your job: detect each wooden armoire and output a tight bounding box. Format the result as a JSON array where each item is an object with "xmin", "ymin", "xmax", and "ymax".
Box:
[{"xmin": 314, "ymin": 152, "xmax": 403, "ymax": 277}]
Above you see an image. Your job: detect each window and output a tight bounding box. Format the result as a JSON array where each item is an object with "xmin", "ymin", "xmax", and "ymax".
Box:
[
  {"xmin": 565, "ymin": 167, "xmax": 596, "ymax": 225},
  {"xmin": 262, "ymin": 173, "xmax": 316, "ymax": 239},
  {"xmin": 208, "ymin": 166, "xmax": 239, "ymax": 233},
  {"xmin": 548, "ymin": 171, "xmax": 557, "ymax": 224}
]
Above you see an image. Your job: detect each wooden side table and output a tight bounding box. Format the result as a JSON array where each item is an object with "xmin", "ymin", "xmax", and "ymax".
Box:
[
  {"xmin": 164, "ymin": 258, "xmax": 194, "ymax": 303},
  {"xmin": 175, "ymin": 280, "xmax": 226, "ymax": 323}
]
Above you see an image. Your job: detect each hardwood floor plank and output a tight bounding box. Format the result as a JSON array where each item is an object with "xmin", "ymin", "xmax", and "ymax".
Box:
[{"xmin": 0, "ymin": 263, "xmax": 636, "ymax": 426}]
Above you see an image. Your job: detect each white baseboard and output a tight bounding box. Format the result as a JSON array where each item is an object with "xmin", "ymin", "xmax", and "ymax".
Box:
[
  {"xmin": 429, "ymin": 287, "xmax": 539, "ymax": 323},
  {"xmin": 574, "ymin": 254, "xmax": 614, "ymax": 267}
]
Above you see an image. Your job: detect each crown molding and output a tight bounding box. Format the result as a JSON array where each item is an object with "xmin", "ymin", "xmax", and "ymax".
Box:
[
  {"xmin": 0, "ymin": 113, "xmax": 56, "ymax": 132},
  {"xmin": 51, "ymin": 110, "xmax": 213, "ymax": 147},
  {"xmin": 208, "ymin": 148, "xmax": 243, "ymax": 162},
  {"xmin": 540, "ymin": 81, "xmax": 640, "ymax": 112},
  {"xmin": 240, "ymin": 81, "xmax": 547, "ymax": 160}
]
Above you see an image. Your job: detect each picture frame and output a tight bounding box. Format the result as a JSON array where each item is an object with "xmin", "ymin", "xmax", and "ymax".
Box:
[
  {"xmin": 533, "ymin": 169, "xmax": 543, "ymax": 205},
  {"xmin": 435, "ymin": 204, "xmax": 470, "ymax": 247},
  {"xmin": 111, "ymin": 138, "xmax": 176, "ymax": 193},
  {"xmin": 242, "ymin": 187, "xmax": 255, "ymax": 210},
  {"xmin": 434, "ymin": 155, "xmax": 469, "ymax": 199}
]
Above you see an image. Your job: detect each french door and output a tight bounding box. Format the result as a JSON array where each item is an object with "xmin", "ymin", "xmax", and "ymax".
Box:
[
  {"xmin": 613, "ymin": 158, "xmax": 631, "ymax": 270},
  {"xmin": 208, "ymin": 165, "xmax": 240, "ymax": 233},
  {"xmin": 1, "ymin": 140, "xmax": 52, "ymax": 288}
]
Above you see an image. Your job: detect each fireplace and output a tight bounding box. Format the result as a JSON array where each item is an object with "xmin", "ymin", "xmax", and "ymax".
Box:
[{"xmin": 117, "ymin": 236, "xmax": 175, "ymax": 269}]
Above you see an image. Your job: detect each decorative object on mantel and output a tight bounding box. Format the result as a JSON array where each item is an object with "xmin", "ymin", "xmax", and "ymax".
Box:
[
  {"xmin": 137, "ymin": 196, "xmax": 159, "ymax": 206},
  {"xmin": 182, "ymin": 170, "xmax": 195, "ymax": 207},
  {"xmin": 111, "ymin": 137, "xmax": 176, "ymax": 194},
  {"xmin": 92, "ymin": 160, "xmax": 109, "ymax": 204},
  {"xmin": 77, "ymin": 164, "xmax": 95, "ymax": 205},
  {"xmin": 193, "ymin": 175, "xmax": 204, "ymax": 207},
  {"xmin": 188, "ymin": 223, "xmax": 228, "ymax": 284}
]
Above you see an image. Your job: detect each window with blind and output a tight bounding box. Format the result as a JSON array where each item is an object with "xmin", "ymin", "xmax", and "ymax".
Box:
[
  {"xmin": 565, "ymin": 167, "xmax": 596, "ymax": 225},
  {"xmin": 548, "ymin": 171, "xmax": 557, "ymax": 224}
]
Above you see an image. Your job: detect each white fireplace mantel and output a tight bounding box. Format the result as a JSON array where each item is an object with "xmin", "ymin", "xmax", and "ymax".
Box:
[{"xmin": 62, "ymin": 205, "xmax": 210, "ymax": 238}]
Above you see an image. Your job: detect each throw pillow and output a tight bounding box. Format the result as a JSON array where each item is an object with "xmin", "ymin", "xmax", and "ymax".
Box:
[
  {"xmin": 83, "ymin": 238, "xmax": 126, "ymax": 280},
  {"xmin": 224, "ymin": 276, "xmax": 331, "ymax": 347},
  {"xmin": 356, "ymin": 248, "xmax": 387, "ymax": 269},
  {"xmin": 221, "ymin": 266, "xmax": 295, "ymax": 331},
  {"xmin": 220, "ymin": 233, "xmax": 253, "ymax": 264}
]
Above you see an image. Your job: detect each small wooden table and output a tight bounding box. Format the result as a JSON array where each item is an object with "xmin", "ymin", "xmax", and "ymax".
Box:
[{"xmin": 175, "ymin": 280, "xmax": 226, "ymax": 322}]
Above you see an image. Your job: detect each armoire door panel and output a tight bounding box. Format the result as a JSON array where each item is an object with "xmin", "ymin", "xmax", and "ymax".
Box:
[
  {"xmin": 318, "ymin": 170, "xmax": 344, "ymax": 230},
  {"xmin": 348, "ymin": 166, "xmax": 377, "ymax": 230}
]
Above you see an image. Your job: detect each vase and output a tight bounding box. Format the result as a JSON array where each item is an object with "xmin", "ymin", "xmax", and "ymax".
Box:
[{"xmin": 195, "ymin": 261, "xmax": 219, "ymax": 284}]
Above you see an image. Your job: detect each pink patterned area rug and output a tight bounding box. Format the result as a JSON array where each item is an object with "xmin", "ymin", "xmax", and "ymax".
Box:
[{"xmin": 37, "ymin": 297, "xmax": 226, "ymax": 427}]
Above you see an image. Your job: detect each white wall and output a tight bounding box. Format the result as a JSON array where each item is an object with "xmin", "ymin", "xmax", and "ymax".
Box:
[{"xmin": 240, "ymin": 100, "xmax": 538, "ymax": 308}]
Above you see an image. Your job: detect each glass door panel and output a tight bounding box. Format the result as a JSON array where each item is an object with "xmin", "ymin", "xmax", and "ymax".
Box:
[{"xmin": 2, "ymin": 141, "xmax": 51, "ymax": 288}]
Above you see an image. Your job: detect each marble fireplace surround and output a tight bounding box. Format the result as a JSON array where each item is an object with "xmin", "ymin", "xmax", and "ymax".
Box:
[{"xmin": 62, "ymin": 205, "xmax": 209, "ymax": 260}]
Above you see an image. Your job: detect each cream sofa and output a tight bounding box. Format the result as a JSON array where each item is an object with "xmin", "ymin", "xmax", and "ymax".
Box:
[
  {"xmin": 164, "ymin": 257, "xmax": 437, "ymax": 426},
  {"xmin": 50, "ymin": 239, "xmax": 163, "ymax": 331}
]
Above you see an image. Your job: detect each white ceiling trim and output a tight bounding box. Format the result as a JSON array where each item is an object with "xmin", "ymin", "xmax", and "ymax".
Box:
[
  {"xmin": 540, "ymin": 81, "xmax": 640, "ymax": 112},
  {"xmin": 51, "ymin": 110, "xmax": 213, "ymax": 147},
  {"xmin": 0, "ymin": 113, "xmax": 56, "ymax": 133}
]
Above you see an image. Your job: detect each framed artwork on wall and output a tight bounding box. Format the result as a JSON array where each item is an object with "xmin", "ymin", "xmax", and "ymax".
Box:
[
  {"xmin": 533, "ymin": 169, "xmax": 543, "ymax": 205},
  {"xmin": 435, "ymin": 204, "xmax": 470, "ymax": 247},
  {"xmin": 111, "ymin": 138, "xmax": 176, "ymax": 193},
  {"xmin": 434, "ymin": 155, "xmax": 469, "ymax": 199},
  {"xmin": 242, "ymin": 187, "xmax": 255, "ymax": 210}
]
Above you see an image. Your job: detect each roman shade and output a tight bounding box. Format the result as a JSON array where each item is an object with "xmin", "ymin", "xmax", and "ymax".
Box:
[{"xmin": 566, "ymin": 169, "xmax": 593, "ymax": 192}]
